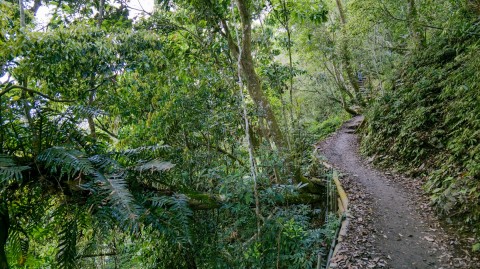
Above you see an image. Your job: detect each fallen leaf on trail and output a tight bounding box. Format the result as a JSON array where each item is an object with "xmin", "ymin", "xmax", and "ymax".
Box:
[{"xmin": 424, "ymin": 236, "xmax": 435, "ymax": 242}]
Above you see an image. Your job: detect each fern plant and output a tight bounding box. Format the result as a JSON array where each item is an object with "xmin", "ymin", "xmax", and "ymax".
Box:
[{"xmin": 0, "ymin": 155, "xmax": 29, "ymax": 186}]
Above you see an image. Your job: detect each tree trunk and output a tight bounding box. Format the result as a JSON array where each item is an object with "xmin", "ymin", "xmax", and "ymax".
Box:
[
  {"xmin": 88, "ymin": 76, "xmax": 97, "ymax": 139},
  {"xmin": 182, "ymin": 246, "xmax": 197, "ymax": 269},
  {"xmin": 232, "ymin": 0, "xmax": 285, "ymax": 150},
  {"xmin": 98, "ymin": 0, "xmax": 105, "ymax": 28},
  {"xmin": 335, "ymin": 0, "xmax": 365, "ymax": 106},
  {"xmin": 18, "ymin": 0, "xmax": 25, "ymax": 29},
  {"xmin": 407, "ymin": 0, "xmax": 425, "ymax": 49}
]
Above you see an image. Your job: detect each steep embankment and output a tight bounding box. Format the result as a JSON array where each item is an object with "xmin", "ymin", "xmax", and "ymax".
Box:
[
  {"xmin": 361, "ymin": 19, "xmax": 480, "ymax": 246},
  {"xmin": 320, "ymin": 117, "xmax": 479, "ymax": 268}
]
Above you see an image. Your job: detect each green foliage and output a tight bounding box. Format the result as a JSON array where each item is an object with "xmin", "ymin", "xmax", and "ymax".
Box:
[
  {"xmin": 473, "ymin": 242, "xmax": 480, "ymax": 252},
  {"xmin": 0, "ymin": 155, "xmax": 29, "ymax": 185},
  {"xmin": 0, "ymin": 1, "xmax": 344, "ymax": 268},
  {"xmin": 362, "ymin": 4, "xmax": 480, "ymax": 239},
  {"xmin": 57, "ymin": 219, "xmax": 78, "ymax": 269},
  {"xmin": 308, "ymin": 113, "xmax": 349, "ymax": 141}
]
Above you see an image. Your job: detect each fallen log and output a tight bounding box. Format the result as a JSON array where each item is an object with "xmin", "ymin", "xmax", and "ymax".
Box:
[{"xmin": 186, "ymin": 176, "xmax": 327, "ymax": 210}]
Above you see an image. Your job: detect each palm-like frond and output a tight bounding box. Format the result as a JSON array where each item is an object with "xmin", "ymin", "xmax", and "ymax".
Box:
[
  {"xmin": 88, "ymin": 154, "xmax": 121, "ymax": 171},
  {"xmin": 0, "ymin": 154, "xmax": 29, "ymax": 184},
  {"xmin": 135, "ymin": 159, "xmax": 175, "ymax": 173},
  {"xmin": 7, "ymin": 227, "xmax": 30, "ymax": 266},
  {"xmin": 37, "ymin": 147, "xmax": 139, "ymax": 224},
  {"xmin": 37, "ymin": 147, "xmax": 94, "ymax": 178},
  {"xmin": 68, "ymin": 105, "xmax": 107, "ymax": 119},
  {"xmin": 102, "ymin": 172, "xmax": 138, "ymax": 222},
  {"xmin": 56, "ymin": 219, "xmax": 78, "ymax": 269},
  {"xmin": 150, "ymin": 194, "xmax": 192, "ymax": 243},
  {"xmin": 113, "ymin": 145, "xmax": 171, "ymax": 161}
]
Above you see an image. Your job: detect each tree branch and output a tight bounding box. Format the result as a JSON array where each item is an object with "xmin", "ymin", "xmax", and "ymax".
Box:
[
  {"xmin": 379, "ymin": 0, "xmax": 443, "ymax": 30},
  {"xmin": 79, "ymin": 252, "xmax": 117, "ymax": 258},
  {"xmin": 95, "ymin": 119, "xmax": 119, "ymax": 139},
  {"xmin": 0, "ymin": 85, "xmax": 75, "ymax": 103}
]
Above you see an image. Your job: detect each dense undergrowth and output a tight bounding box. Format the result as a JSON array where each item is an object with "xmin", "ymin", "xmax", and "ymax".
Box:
[{"xmin": 361, "ymin": 10, "xmax": 480, "ymax": 247}]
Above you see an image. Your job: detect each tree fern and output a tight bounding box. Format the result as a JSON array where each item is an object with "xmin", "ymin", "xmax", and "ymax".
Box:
[{"xmin": 88, "ymin": 154, "xmax": 121, "ymax": 171}]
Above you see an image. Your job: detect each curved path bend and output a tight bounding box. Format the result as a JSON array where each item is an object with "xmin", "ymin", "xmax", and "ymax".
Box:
[{"xmin": 319, "ymin": 116, "xmax": 473, "ymax": 269}]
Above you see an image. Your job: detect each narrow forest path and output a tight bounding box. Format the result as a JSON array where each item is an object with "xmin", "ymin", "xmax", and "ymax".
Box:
[{"xmin": 318, "ymin": 116, "xmax": 477, "ymax": 269}]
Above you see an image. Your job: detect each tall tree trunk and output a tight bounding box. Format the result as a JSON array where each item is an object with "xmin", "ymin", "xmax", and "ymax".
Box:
[
  {"xmin": 234, "ymin": 0, "xmax": 264, "ymax": 234},
  {"xmin": 407, "ymin": 0, "xmax": 425, "ymax": 49},
  {"xmin": 233, "ymin": 0, "xmax": 285, "ymax": 150},
  {"xmin": 98, "ymin": 0, "xmax": 105, "ymax": 28},
  {"xmin": 182, "ymin": 246, "xmax": 197, "ymax": 269},
  {"xmin": 18, "ymin": 0, "xmax": 25, "ymax": 29},
  {"xmin": 335, "ymin": 0, "xmax": 364, "ymax": 106}
]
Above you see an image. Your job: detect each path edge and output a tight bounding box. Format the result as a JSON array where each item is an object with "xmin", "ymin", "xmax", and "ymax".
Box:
[{"xmin": 314, "ymin": 158, "xmax": 350, "ymax": 269}]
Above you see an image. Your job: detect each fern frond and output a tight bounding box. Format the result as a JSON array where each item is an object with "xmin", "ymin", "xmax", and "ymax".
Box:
[
  {"xmin": 68, "ymin": 105, "xmax": 107, "ymax": 118},
  {"xmin": 88, "ymin": 154, "xmax": 121, "ymax": 171},
  {"xmin": 37, "ymin": 147, "xmax": 95, "ymax": 178},
  {"xmin": 38, "ymin": 147, "xmax": 139, "ymax": 225},
  {"xmin": 114, "ymin": 145, "xmax": 171, "ymax": 160},
  {"xmin": 56, "ymin": 219, "xmax": 78, "ymax": 269},
  {"xmin": 100, "ymin": 172, "xmax": 138, "ymax": 223},
  {"xmin": 6, "ymin": 227, "xmax": 29, "ymax": 264},
  {"xmin": 0, "ymin": 154, "xmax": 29, "ymax": 184},
  {"xmin": 135, "ymin": 159, "xmax": 175, "ymax": 173},
  {"xmin": 150, "ymin": 194, "xmax": 192, "ymax": 243}
]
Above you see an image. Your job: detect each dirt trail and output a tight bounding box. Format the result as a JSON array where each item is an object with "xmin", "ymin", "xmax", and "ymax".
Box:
[{"xmin": 319, "ymin": 116, "xmax": 475, "ymax": 269}]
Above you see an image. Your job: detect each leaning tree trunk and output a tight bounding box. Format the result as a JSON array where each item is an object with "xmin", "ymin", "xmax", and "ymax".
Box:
[
  {"xmin": 335, "ymin": 0, "xmax": 365, "ymax": 107},
  {"xmin": 232, "ymin": 0, "xmax": 285, "ymax": 150}
]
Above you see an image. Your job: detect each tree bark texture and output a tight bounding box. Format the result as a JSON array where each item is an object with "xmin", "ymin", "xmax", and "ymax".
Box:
[
  {"xmin": 335, "ymin": 0, "xmax": 364, "ymax": 106},
  {"xmin": 225, "ymin": 0, "xmax": 285, "ymax": 150}
]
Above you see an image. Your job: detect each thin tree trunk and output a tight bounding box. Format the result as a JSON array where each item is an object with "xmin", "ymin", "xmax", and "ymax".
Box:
[
  {"xmin": 182, "ymin": 246, "xmax": 197, "ymax": 269},
  {"xmin": 281, "ymin": 0, "xmax": 295, "ymax": 131},
  {"xmin": 86, "ymin": 0, "xmax": 105, "ymax": 139},
  {"xmin": 88, "ymin": 78, "xmax": 97, "ymax": 138},
  {"xmin": 30, "ymin": 0, "xmax": 42, "ymax": 15},
  {"xmin": 19, "ymin": 0, "xmax": 25, "ymax": 29},
  {"xmin": 98, "ymin": 0, "xmax": 105, "ymax": 28}
]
